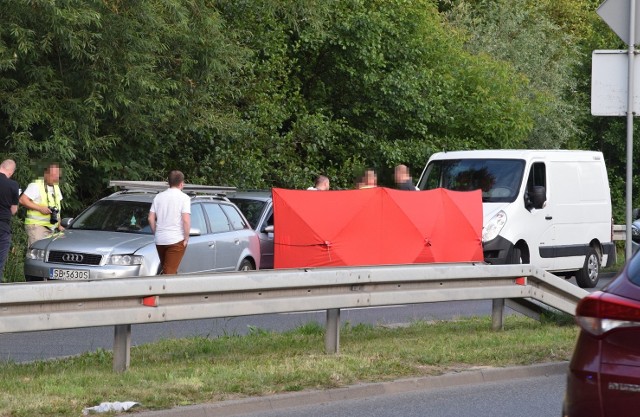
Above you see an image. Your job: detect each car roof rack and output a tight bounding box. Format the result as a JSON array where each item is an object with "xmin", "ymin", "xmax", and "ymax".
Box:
[{"xmin": 109, "ymin": 180, "xmax": 237, "ymax": 196}]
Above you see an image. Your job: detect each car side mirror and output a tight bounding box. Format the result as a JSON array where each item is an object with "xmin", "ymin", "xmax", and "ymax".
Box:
[
  {"xmin": 61, "ymin": 217, "xmax": 73, "ymax": 228},
  {"xmin": 633, "ymin": 208, "xmax": 640, "ymax": 220},
  {"xmin": 189, "ymin": 228, "xmax": 202, "ymax": 236},
  {"xmin": 531, "ymin": 186, "xmax": 546, "ymax": 209},
  {"xmin": 263, "ymin": 225, "xmax": 274, "ymax": 234}
]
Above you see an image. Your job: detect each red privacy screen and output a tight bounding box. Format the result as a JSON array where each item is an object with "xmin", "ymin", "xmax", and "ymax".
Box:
[{"xmin": 272, "ymin": 187, "xmax": 483, "ymax": 268}]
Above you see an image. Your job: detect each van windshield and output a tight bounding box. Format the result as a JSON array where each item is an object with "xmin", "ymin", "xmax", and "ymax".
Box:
[{"xmin": 418, "ymin": 158, "xmax": 525, "ymax": 203}]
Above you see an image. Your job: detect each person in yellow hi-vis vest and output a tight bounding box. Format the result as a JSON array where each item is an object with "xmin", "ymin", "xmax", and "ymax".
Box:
[{"xmin": 19, "ymin": 163, "xmax": 64, "ymax": 247}]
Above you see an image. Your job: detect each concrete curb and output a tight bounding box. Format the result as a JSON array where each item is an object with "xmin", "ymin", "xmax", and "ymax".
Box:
[{"xmin": 135, "ymin": 361, "xmax": 568, "ymax": 417}]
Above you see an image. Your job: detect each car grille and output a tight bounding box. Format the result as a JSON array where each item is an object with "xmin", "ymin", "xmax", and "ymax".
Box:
[{"xmin": 48, "ymin": 251, "xmax": 103, "ymax": 266}]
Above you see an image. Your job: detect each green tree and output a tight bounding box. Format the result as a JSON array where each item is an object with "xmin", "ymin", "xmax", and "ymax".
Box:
[
  {"xmin": 0, "ymin": 0, "xmax": 249, "ymax": 207},
  {"xmin": 217, "ymin": 0, "xmax": 536, "ymax": 187},
  {"xmin": 439, "ymin": 0, "xmax": 640, "ymax": 224},
  {"xmin": 441, "ymin": 0, "xmax": 582, "ymax": 149},
  {"xmin": 552, "ymin": 0, "xmax": 637, "ymax": 222},
  {"xmin": 0, "ymin": 0, "xmax": 250, "ymax": 280}
]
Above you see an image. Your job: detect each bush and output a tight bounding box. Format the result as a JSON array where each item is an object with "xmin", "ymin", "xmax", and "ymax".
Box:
[{"xmin": 4, "ymin": 217, "xmax": 26, "ymax": 282}]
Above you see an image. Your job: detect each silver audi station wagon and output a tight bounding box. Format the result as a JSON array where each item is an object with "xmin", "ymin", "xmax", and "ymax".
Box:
[
  {"xmin": 24, "ymin": 181, "xmax": 261, "ymax": 281},
  {"xmin": 228, "ymin": 191, "xmax": 274, "ymax": 269}
]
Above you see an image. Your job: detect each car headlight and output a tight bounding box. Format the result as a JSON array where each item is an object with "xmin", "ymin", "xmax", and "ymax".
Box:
[
  {"xmin": 632, "ymin": 224, "xmax": 640, "ymax": 238},
  {"xmin": 482, "ymin": 210, "xmax": 507, "ymax": 242},
  {"xmin": 107, "ymin": 254, "xmax": 144, "ymax": 266},
  {"xmin": 26, "ymin": 248, "xmax": 45, "ymax": 261}
]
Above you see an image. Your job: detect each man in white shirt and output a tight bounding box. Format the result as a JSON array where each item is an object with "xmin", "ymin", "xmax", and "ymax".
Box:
[{"xmin": 148, "ymin": 170, "xmax": 191, "ymax": 275}]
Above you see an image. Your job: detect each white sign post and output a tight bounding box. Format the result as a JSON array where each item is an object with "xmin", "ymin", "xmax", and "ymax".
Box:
[
  {"xmin": 591, "ymin": 50, "xmax": 640, "ymax": 116},
  {"xmin": 595, "ymin": 0, "xmax": 638, "ymax": 260}
]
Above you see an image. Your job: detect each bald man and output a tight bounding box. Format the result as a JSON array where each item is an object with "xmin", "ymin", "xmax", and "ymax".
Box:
[
  {"xmin": 394, "ymin": 164, "xmax": 416, "ymax": 191},
  {"xmin": 307, "ymin": 175, "xmax": 330, "ymax": 191},
  {"xmin": 0, "ymin": 159, "xmax": 19, "ymax": 282}
]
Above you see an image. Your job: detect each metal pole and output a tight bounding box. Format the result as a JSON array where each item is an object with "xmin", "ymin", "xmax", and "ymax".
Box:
[
  {"xmin": 626, "ymin": 0, "xmax": 637, "ymax": 261},
  {"xmin": 113, "ymin": 324, "xmax": 131, "ymax": 372},
  {"xmin": 491, "ymin": 299, "xmax": 504, "ymax": 331},
  {"xmin": 325, "ymin": 308, "xmax": 340, "ymax": 354}
]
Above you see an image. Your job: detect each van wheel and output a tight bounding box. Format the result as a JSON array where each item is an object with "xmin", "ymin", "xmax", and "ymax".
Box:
[
  {"xmin": 507, "ymin": 246, "xmax": 523, "ymax": 264},
  {"xmin": 575, "ymin": 247, "xmax": 599, "ymax": 288},
  {"xmin": 238, "ymin": 259, "xmax": 255, "ymax": 271}
]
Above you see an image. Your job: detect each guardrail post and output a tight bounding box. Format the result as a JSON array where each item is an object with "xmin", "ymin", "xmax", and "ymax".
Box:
[
  {"xmin": 113, "ymin": 324, "xmax": 131, "ymax": 372},
  {"xmin": 492, "ymin": 299, "xmax": 504, "ymax": 331},
  {"xmin": 325, "ymin": 308, "xmax": 340, "ymax": 354}
]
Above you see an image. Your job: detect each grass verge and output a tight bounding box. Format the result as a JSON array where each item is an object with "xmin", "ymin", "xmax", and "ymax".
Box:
[{"xmin": 0, "ymin": 315, "xmax": 578, "ymax": 417}]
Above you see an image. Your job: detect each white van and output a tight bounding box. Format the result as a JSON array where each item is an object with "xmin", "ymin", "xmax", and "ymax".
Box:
[{"xmin": 417, "ymin": 149, "xmax": 615, "ymax": 288}]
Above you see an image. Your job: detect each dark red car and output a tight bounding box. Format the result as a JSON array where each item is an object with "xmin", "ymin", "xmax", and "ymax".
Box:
[{"xmin": 563, "ymin": 254, "xmax": 640, "ymax": 416}]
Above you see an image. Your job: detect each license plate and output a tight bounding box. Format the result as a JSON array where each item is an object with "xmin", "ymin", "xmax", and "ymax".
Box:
[{"xmin": 49, "ymin": 268, "xmax": 90, "ymax": 280}]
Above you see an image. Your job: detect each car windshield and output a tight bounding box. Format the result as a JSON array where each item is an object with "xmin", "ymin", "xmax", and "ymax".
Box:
[
  {"xmin": 418, "ymin": 158, "xmax": 525, "ymax": 203},
  {"xmin": 229, "ymin": 198, "xmax": 266, "ymax": 230},
  {"xmin": 70, "ymin": 200, "xmax": 152, "ymax": 234}
]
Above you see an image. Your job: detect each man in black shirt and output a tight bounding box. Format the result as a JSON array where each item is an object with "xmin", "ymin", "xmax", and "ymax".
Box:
[
  {"xmin": 0, "ymin": 159, "xmax": 19, "ymax": 282},
  {"xmin": 394, "ymin": 164, "xmax": 416, "ymax": 191}
]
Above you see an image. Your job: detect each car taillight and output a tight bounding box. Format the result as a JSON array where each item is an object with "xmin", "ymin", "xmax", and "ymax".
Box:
[{"xmin": 575, "ymin": 291, "xmax": 640, "ymax": 337}]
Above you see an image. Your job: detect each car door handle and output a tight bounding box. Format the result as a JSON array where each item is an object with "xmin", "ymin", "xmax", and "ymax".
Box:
[
  {"xmin": 208, "ymin": 242, "xmax": 215, "ymax": 248},
  {"xmin": 234, "ymin": 239, "xmax": 240, "ymax": 245},
  {"xmin": 545, "ymin": 216, "xmax": 553, "ymax": 220}
]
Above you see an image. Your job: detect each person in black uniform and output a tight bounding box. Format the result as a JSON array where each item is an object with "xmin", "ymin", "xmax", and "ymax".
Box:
[
  {"xmin": 0, "ymin": 159, "xmax": 19, "ymax": 282},
  {"xmin": 394, "ymin": 164, "xmax": 416, "ymax": 190}
]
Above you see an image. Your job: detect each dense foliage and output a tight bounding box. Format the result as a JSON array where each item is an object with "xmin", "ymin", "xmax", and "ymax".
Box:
[
  {"xmin": 0, "ymin": 0, "xmax": 250, "ymax": 209},
  {"xmin": 1, "ymin": 0, "xmax": 547, "ymax": 198},
  {"xmin": 0, "ymin": 0, "xmax": 636, "ymax": 279}
]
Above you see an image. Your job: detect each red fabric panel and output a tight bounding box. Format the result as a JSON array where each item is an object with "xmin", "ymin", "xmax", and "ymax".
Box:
[{"xmin": 272, "ymin": 187, "xmax": 483, "ymax": 268}]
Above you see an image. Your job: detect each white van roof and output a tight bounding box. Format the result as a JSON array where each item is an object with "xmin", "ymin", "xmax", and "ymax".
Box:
[{"xmin": 428, "ymin": 149, "xmax": 604, "ymax": 162}]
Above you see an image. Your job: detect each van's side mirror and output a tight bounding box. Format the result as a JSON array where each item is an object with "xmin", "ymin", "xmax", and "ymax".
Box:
[{"xmin": 531, "ymin": 186, "xmax": 546, "ymax": 209}]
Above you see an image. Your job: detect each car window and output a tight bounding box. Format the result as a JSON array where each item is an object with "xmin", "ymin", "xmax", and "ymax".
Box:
[
  {"xmin": 220, "ymin": 204, "xmax": 248, "ymax": 230},
  {"xmin": 627, "ymin": 252, "xmax": 640, "ymax": 286},
  {"xmin": 190, "ymin": 203, "xmax": 207, "ymax": 234},
  {"xmin": 266, "ymin": 210, "xmax": 273, "ymax": 227},
  {"xmin": 229, "ymin": 198, "xmax": 266, "ymax": 229},
  {"xmin": 203, "ymin": 203, "xmax": 231, "ymax": 233},
  {"xmin": 70, "ymin": 200, "xmax": 152, "ymax": 234}
]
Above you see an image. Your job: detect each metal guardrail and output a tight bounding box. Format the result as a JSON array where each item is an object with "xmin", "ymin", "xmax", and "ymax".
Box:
[
  {"xmin": 613, "ymin": 224, "xmax": 626, "ymax": 241},
  {"xmin": 0, "ymin": 263, "xmax": 588, "ymax": 371}
]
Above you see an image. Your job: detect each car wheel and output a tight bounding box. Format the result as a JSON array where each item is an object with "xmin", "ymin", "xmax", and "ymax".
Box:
[
  {"xmin": 575, "ymin": 247, "xmax": 599, "ymax": 288},
  {"xmin": 238, "ymin": 259, "xmax": 255, "ymax": 271}
]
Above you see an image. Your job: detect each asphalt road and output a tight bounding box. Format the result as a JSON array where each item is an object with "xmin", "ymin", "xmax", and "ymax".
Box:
[
  {"xmin": 135, "ymin": 362, "xmax": 568, "ymax": 417},
  {"xmin": 230, "ymin": 373, "xmax": 566, "ymax": 417}
]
